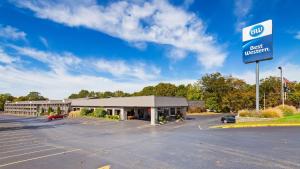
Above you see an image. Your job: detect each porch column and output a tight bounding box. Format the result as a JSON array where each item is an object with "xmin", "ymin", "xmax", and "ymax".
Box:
[
  {"xmin": 151, "ymin": 107, "xmax": 158, "ymax": 125},
  {"xmin": 120, "ymin": 108, "xmax": 127, "ymax": 120},
  {"xmin": 181, "ymin": 107, "xmax": 187, "ymax": 119}
]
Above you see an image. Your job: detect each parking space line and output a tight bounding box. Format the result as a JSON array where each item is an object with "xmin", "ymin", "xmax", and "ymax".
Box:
[
  {"xmin": 0, "ymin": 132, "xmax": 32, "ymax": 137},
  {"xmin": 0, "ymin": 149, "xmax": 81, "ymax": 168},
  {"xmin": 0, "ymin": 144, "xmax": 50, "ymax": 154},
  {"xmin": 0, "ymin": 135, "xmax": 33, "ymax": 142},
  {"xmin": 0, "ymin": 138, "xmax": 39, "ymax": 144},
  {"xmin": 0, "ymin": 140, "xmax": 42, "ymax": 149},
  {"xmin": 0, "ymin": 147, "xmax": 61, "ymax": 160}
]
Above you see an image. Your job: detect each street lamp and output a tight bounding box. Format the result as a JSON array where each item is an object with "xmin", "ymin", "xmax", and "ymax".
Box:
[{"xmin": 278, "ymin": 67, "xmax": 284, "ymax": 107}]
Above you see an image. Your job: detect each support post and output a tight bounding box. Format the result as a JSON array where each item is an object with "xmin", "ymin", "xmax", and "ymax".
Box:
[
  {"xmin": 279, "ymin": 67, "xmax": 284, "ymax": 107},
  {"xmin": 150, "ymin": 107, "xmax": 158, "ymax": 125},
  {"xmin": 256, "ymin": 61, "xmax": 260, "ymax": 113}
]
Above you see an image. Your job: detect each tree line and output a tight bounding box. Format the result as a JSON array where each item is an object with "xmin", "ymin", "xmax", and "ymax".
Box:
[{"xmin": 1, "ymin": 73, "xmax": 300, "ymax": 112}]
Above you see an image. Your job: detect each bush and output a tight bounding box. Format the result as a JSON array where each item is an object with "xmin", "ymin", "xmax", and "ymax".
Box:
[
  {"xmin": 68, "ymin": 111, "xmax": 81, "ymax": 118},
  {"xmin": 49, "ymin": 112, "xmax": 56, "ymax": 116},
  {"xmin": 80, "ymin": 108, "xmax": 93, "ymax": 116},
  {"xmin": 105, "ymin": 115, "xmax": 120, "ymax": 120},
  {"xmin": 93, "ymin": 108, "xmax": 107, "ymax": 118},
  {"xmin": 238, "ymin": 110, "xmax": 256, "ymax": 117},
  {"xmin": 260, "ymin": 108, "xmax": 282, "ymax": 118},
  {"xmin": 276, "ymin": 105, "xmax": 297, "ymax": 116}
]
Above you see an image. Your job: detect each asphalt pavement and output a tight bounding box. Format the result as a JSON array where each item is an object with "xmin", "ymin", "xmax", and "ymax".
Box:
[{"xmin": 0, "ymin": 114, "xmax": 300, "ymax": 169}]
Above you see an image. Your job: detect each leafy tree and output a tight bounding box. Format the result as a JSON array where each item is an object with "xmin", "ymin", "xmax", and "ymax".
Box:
[
  {"xmin": 26, "ymin": 92, "xmax": 47, "ymax": 101},
  {"xmin": 176, "ymin": 85, "xmax": 187, "ymax": 97},
  {"xmin": 47, "ymin": 107, "xmax": 53, "ymax": 114},
  {"xmin": 138, "ymin": 86, "xmax": 155, "ymax": 96},
  {"xmin": 260, "ymin": 77, "xmax": 281, "ymax": 107},
  {"xmin": 154, "ymin": 83, "xmax": 177, "ymax": 96},
  {"xmin": 0, "ymin": 93, "xmax": 14, "ymax": 111},
  {"xmin": 57, "ymin": 106, "xmax": 61, "ymax": 115},
  {"xmin": 186, "ymin": 84, "xmax": 202, "ymax": 100}
]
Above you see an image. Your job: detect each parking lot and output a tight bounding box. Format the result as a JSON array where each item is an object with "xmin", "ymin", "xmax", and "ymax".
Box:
[{"xmin": 0, "ymin": 114, "xmax": 300, "ymax": 169}]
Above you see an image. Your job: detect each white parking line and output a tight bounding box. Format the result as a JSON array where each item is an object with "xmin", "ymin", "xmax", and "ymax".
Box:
[
  {"xmin": 0, "ymin": 149, "xmax": 81, "ymax": 168},
  {"xmin": 0, "ymin": 147, "xmax": 61, "ymax": 160},
  {"xmin": 0, "ymin": 138, "xmax": 39, "ymax": 144},
  {"xmin": 0, "ymin": 135, "xmax": 33, "ymax": 142},
  {"xmin": 0, "ymin": 132, "xmax": 32, "ymax": 137},
  {"xmin": 0, "ymin": 140, "xmax": 41, "ymax": 149},
  {"xmin": 0, "ymin": 144, "xmax": 50, "ymax": 154}
]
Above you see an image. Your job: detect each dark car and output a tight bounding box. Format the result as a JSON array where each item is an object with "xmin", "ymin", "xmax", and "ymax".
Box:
[
  {"xmin": 48, "ymin": 114, "xmax": 64, "ymax": 121},
  {"xmin": 221, "ymin": 115, "xmax": 236, "ymax": 123}
]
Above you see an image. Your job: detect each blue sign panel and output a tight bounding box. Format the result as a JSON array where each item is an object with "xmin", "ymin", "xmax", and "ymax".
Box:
[{"xmin": 242, "ymin": 20, "xmax": 273, "ymax": 64}]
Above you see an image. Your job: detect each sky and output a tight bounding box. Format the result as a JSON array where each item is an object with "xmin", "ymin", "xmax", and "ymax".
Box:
[{"xmin": 0, "ymin": 0, "xmax": 300, "ymax": 99}]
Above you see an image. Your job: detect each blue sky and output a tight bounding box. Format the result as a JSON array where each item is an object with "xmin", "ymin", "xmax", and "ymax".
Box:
[{"xmin": 0, "ymin": 0, "xmax": 300, "ymax": 99}]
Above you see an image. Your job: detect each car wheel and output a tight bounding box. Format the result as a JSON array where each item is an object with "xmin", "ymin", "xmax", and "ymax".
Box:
[{"xmin": 223, "ymin": 120, "xmax": 227, "ymax": 124}]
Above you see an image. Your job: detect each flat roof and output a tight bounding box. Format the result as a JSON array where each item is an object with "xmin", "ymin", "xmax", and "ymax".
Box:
[
  {"xmin": 5, "ymin": 100, "xmax": 71, "ymax": 105},
  {"xmin": 70, "ymin": 96, "xmax": 188, "ymax": 107}
]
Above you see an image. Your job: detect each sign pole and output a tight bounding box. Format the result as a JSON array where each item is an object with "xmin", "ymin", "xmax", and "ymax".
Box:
[{"xmin": 256, "ymin": 61, "xmax": 260, "ymax": 113}]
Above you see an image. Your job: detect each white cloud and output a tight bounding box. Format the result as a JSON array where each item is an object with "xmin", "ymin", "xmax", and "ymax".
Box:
[
  {"xmin": 234, "ymin": 0, "xmax": 252, "ymax": 32},
  {"xmin": 39, "ymin": 36, "xmax": 49, "ymax": 48},
  {"xmin": 0, "ymin": 25, "xmax": 26, "ymax": 40},
  {"xmin": 234, "ymin": 63, "xmax": 300, "ymax": 84},
  {"xmin": 0, "ymin": 46, "xmax": 193, "ymax": 99},
  {"xmin": 167, "ymin": 48, "xmax": 188, "ymax": 61},
  {"xmin": 94, "ymin": 59, "xmax": 160, "ymax": 80},
  {"xmin": 12, "ymin": 0, "xmax": 227, "ymax": 68},
  {"xmin": 0, "ymin": 48, "xmax": 16, "ymax": 64},
  {"xmin": 295, "ymin": 32, "xmax": 300, "ymax": 40}
]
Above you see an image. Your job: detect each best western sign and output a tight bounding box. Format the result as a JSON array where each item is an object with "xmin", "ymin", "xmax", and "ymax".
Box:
[{"xmin": 242, "ymin": 20, "xmax": 273, "ymax": 63}]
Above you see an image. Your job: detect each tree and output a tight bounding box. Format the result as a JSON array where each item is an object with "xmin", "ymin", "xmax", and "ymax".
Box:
[
  {"xmin": 260, "ymin": 76, "xmax": 281, "ymax": 107},
  {"xmin": 47, "ymin": 107, "xmax": 53, "ymax": 114},
  {"xmin": 139, "ymin": 86, "xmax": 155, "ymax": 96},
  {"xmin": 26, "ymin": 92, "xmax": 47, "ymax": 101},
  {"xmin": 57, "ymin": 106, "xmax": 61, "ymax": 115},
  {"xmin": 176, "ymin": 85, "xmax": 187, "ymax": 97},
  {"xmin": 0, "ymin": 93, "xmax": 14, "ymax": 111},
  {"xmin": 199, "ymin": 73, "xmax": 228, "ymax": 112},
  {"xmin": 186, "ymin": 84, "xmax": 202, "ymax": 100},
  {"xmin": 154, "ymin": 83, "xmax": 177, "ymax": 96}
]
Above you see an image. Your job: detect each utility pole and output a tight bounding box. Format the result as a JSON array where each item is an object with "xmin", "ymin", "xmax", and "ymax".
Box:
[{"xmin": 278, "ymin": 66, "xmax": 284, "ymax": 107}]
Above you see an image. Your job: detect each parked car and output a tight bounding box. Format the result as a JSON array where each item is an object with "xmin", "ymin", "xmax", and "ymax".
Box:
[
  {"xmin": 48, "ymin": 114, "xmax": 64, "ymax": 121},
  {"xmin": 221, "ymin": 115, "xmax": 236, "ymax": 123}
]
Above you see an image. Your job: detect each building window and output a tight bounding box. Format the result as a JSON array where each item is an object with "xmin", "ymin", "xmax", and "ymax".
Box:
[
  {"xmin": 107, "ymin": 109, "xmax": 113, "ymax": 115},
  {"xmin": 114, "ymin": 109, "xmax": 120, "ymax": 116},
  {"xmin": 177, "ymin": 108, "xmax": 181, "ymax": 114},
  {"xmin": 170, "ymin": 108, "xmax": 175, "ymax": 116}
]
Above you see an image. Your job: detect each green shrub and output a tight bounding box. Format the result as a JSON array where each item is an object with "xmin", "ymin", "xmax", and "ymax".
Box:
[
  {"xmin": 105, "ymin": 114, "xmax": 119, "ymax": 120},
  {"xmin": 80, "ymin": 108, "xmax": 93, "ymax": 116},
  {"xmin": 260, "ymin": 108, "xmax": 282, "ymax": 118},
  {"xmin": 93, "ymin": 108, "xmax": 107, "ymax": 118},
  {"xmin": 57, "ymin": 106, "xmax": 61, "ymax": 115},
  {"xmin": 49, "ymin": 112, "xmax": 56, "ymax": 116},
  {"xmin": 276, "ymin": 105, "xmax": 297, "ymax": 116}
]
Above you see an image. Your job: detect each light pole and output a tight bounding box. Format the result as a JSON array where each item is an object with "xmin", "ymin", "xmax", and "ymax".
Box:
[{"xmin": 278, "ymin": 66, "xmax": 284, "ymax": 107}]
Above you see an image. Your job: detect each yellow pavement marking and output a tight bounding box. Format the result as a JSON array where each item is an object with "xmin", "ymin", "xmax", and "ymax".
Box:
[
  {"xmin": 99, "ymin": 165, "xmax": 111, "ymax": 169},
  {"xmin": 0, "ymin": 145, "xmax": 50, "ymax": 154},
  {"xmin": 0, "ymin": 147, "xmax": 61, "ymax": 160},
  {"xmin": 0, "ymin": 149, "xmax": 81, "ymax": 168}
]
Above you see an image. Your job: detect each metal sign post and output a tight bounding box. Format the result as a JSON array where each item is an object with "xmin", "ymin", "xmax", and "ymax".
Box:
[
  {"xmin": 256, "ymin": 61, "xmax": 259, "ymax": 112},
  {"xmin": 242, "ymin": 20, "xmax": 273, "ymax": 113}
]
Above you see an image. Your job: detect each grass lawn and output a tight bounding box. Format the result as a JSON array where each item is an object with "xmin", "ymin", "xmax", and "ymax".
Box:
[{"xmin": 211, "ymin": 114, "xmax": 300, "ymax": 128}]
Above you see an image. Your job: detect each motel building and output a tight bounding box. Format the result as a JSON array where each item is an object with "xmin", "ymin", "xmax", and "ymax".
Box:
[{"xmin": 4, "ymin": 96, "xmax": 188, "ymax": 125}]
